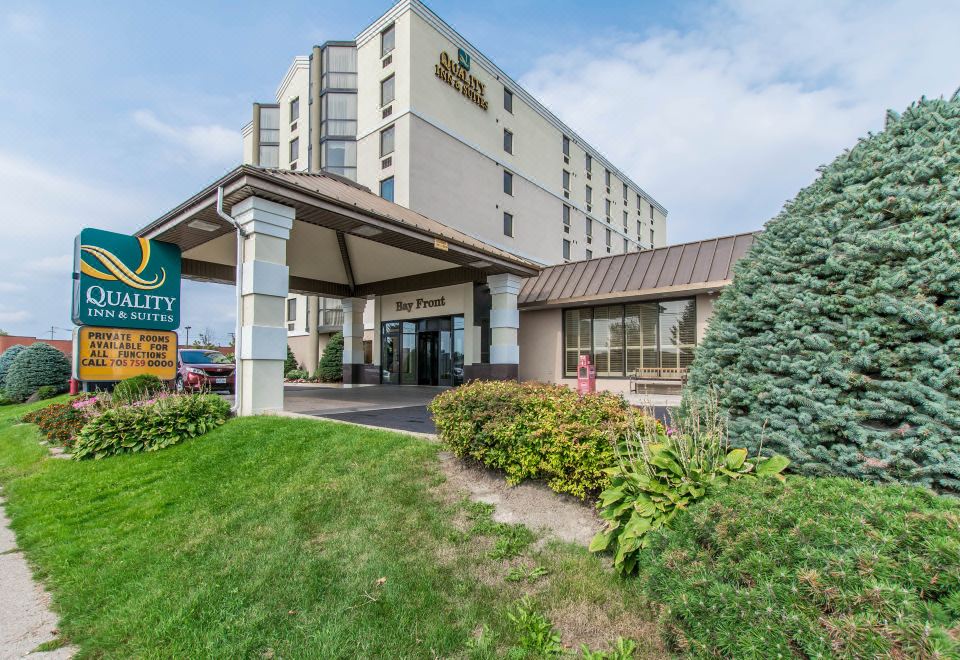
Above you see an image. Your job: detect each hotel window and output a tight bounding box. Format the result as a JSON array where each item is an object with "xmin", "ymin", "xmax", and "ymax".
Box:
[
  {"xmin": 623, "ymin": 237, "xmax": 629, "ymax": 252},
  {"xmin": 605, "ymin": 227, "xmax": 612, "ymax": 247},
  {"xmin": 380, "ymin": 176, "xmax": 395, "ymax": 202},
  {"xmin": 503, "ymin": 212, "xmax": 514, "ymax": 237},
  {"xmin": 322, "ymin": 140, "xmax": 357, "ymax": 180},
  {"xmin": 289, "ymin": 137, "xmax": 299, "ymax": 164},
  {"xmin": 562, "ymin": 299, "xmax": 697, "ymax": 378},
  {"xmin": 637, "ymin": 193, "xmax": 642, "ymax": 209},
  {"xmin": 605, "ymin": 199, "xmax": 612, "ymax": 219},
  {"xmin": 623, "ymin": 210, "xmax": 628, "ymax": 229},
  {"xmin": 623, "ymin": 183, "xmax": 629, "ymax": 202},
  {"xmin": 380, "ymin": 125, "xmax": 395, "ymax": 157},
  {"xmin": 637, "ymin": 220, "xmax": 642, "ymax": 237},
  {"xmin": 562, "ymin": 238, "xmax": 571, "ymax": 260},
  {"xmin": 562, "ymin": 135, "xmax": 570, "ymax": 157},
  {"xmin": 650, "ymin": 205, "xmax": 654, "ymax": 219},
  {"xmin": 585, "ymin": 249, "xmax": 592, "ymax": 259},
  {"xmin": 562, "ymin": 204, "xmax": 571, "ymax": 231},
  {"xmin": 503, "ymin": 170, "xmax": 513, "ymax": 195},
  {"xmin": 503, "ymin": 128, "xmax": 513, "ymax": 154},
  {"xmin": 321, "ymin": 93, "xmax": 357, "ymax": 137},
  {"xmin": 258, "ymin": 105, "xmax": 279, "ymax": 168},
  {"xmin": 562, "ymin": 170, "xmax": 570, "ymax": 191},
  {"xmin": 605, "ymin": 169, "xmax": 611, "ymax": 190},
  {"xmin": 290, "ymin": 97, "xmax": 299, "ymax": 122},
  {"xmin": 321, "ymin": 45, "xmax": 357, "ymax": 89},
  {"xmin": 381, "ymin": 23, "xmax": 395, "ymax": 57},
  {"xmin": 380, "ymin": 74, "xmax": 395, "ymax": 106},
  {"xmin": 503, "ymin": 87, "xmax": 513, "ymax": 113},
  {"xmin": 650, "ymin": 228, "xmax": 655, "ymax": 246},
  {"xmin": 585, "ymin": 185, "xmax": 592, "ymax": 205},
  {"xmin": 585, "ymin": 217, "xmax": 593, "ymax": 237},
  {"xmin": 287, "ymin": 298, "xmax": 297, "ymax": 322},
  {"xmin": 585, "ymin": 153, "xmax": 592, "ymax": 174},
  {"xmin": 259, "ymin": 145, "xmax": 279, "ymax": 168}
]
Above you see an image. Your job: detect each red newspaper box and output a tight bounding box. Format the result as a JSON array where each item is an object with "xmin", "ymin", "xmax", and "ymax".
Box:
[{"xmin": 576, "ymin": 354, "xmax": 596, "ymax": 394}]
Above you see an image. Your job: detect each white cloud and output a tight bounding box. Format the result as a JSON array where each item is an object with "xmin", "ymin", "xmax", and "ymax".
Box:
[
  {"xmin": 4, "ymin": 10, "xmax": 43, "ymax": 37},
  {"xmin": 133, "ymin": 110, "xmax": 239, "ymax": 166},
  {"xmin": 0, "ymin": 306, "xmax": 32, "ymax": 324},
  {"xmin": 25, "ymin": 254, "xmax": 73, "ymax": 275},
  {"xmin": 520, "ymin": 0, "xmax": 960, "ymax": 242}
]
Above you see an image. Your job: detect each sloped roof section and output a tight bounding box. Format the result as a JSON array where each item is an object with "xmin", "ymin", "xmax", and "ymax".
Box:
[{"xmin": 519, "ymin": 232, "xmax": 759, "ymax": 308}]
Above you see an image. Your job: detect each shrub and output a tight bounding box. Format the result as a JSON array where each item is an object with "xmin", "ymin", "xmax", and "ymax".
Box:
[
  {"xmin": 112, "ymin": 374, "xmax": 166, "ymax": 404},
  {"xmin": 284, "ymin": 369, "xmax": 311, "ymax": 381},
  {"xmin": 284, "ymin": 345, "xmax": 299, "ymax": 376},
  {"xmin": 639, "ymin": 476, "xmax": 960, "ymax": 658},
  {"xmin": 4, "ymin": 343, "xmax": 71, "ymax": 402},
  {"xmin": 22, "ymin": 400, "xmax": 90, "ymax": 447},
  {"xmin": 687, "ymin": 95, "xmax": 960, "ymax": 493},
  {"xmin": 429, "ymin": 380, "xmax": 635, "ymax": 498},
  {"xmin": 317, "ymin": 332, "xmax": 344, "ymax": 382},
  {"xmin": 73, "ymin": 393, "xmax": 231, "ymax": 459},
  {"xmin": 591, "ymin": 397, "xmax": 788, "ymax": 575},
  {"xmin": 36, "ymin": 385, "xmax": 60, "ymax": 400},
  {"xmin": 0, "ymin": 344, "xmax": 26, "ymax": 390}
]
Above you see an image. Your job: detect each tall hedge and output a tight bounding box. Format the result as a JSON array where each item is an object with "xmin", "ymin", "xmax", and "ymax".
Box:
[
  {"xmin": 687, "ymin": 95, "xmax": 960, "ymax": 493},
  {"xmin": 317, "ymin": 332, "xmax": 343, "ymax": 382},
  {"xmin": 5, "ymin": 342, "xmax": 72, "ymax": 402},
  {"xmin": 0, "ymin": 344, "xmax": 26, "ymax": 390}
]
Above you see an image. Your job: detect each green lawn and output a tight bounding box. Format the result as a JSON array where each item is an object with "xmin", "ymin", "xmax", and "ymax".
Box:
[{"xmin": 0, "ymin": 400, "xmax": 664, "ymax": 659}]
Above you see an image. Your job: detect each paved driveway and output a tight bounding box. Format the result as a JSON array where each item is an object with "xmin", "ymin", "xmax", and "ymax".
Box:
[{"xmin": 283, "ymin": 384, "xmax": 446, "ymax": 434}]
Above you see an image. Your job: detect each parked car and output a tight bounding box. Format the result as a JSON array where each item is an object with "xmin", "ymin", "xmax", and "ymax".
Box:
[{"xmin": 176, "ymin": 349, "xmax": 235, "ymax": 394}]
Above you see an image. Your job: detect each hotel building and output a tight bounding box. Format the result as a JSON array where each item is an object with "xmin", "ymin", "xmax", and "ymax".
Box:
[{"xmin": 240, "ymin": 0, "xmax": 668, "ymax": 373}]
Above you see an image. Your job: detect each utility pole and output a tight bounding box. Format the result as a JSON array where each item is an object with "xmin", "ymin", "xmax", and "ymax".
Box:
[{"xmin": 184, "ymin": 326, "xmax": 192, "ymax": 347}]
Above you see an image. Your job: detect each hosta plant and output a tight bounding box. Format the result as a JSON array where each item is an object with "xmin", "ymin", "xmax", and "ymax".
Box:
[{"xmin": 590, "ymin": 396, "xmax": 788, "ymax": 575}]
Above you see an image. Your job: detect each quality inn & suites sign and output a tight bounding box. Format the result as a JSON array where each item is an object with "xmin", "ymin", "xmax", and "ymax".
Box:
[{"xmin": 72, "ymin": 228, "xmax": 181, "ymax": 331}]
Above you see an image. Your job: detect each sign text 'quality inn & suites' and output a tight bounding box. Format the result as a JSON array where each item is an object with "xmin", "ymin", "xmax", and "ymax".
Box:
[
  {"xmin": 72, "ymin": 228, "xmax": 182, "ymax": 332},
  {"xmin": 434, "ymin": 49, "xmax": 488, "ymax": 111}
]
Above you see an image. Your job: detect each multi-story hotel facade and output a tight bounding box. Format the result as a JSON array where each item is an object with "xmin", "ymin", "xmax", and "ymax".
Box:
[{"xmin": 240, "ymin": 0, "xmax": 669, "ymax": 375}]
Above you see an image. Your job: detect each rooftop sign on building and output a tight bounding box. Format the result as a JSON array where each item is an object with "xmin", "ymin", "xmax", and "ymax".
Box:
[{"xmin": 434, "ymin": 49, "xmax": 488, "ymax": 111}]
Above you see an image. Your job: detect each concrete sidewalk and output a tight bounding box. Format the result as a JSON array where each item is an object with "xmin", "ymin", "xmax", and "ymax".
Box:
[{"xmin": 0, "ymin": 487, "xmax": 74, "ymax": 659}]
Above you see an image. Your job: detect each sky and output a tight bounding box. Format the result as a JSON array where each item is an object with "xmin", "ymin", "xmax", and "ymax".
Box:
[{"xmin": 0, "ymin": 0, "xmax": 957, "ymax": 344}]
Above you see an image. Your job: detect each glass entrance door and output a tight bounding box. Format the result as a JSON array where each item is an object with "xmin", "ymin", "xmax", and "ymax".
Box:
[
  {"xmin": 380, "ymin": 315, "xmax": 465, "ymax": 386},
  {"xmin": 417, "ymin": 331, "xmax": 439, "ymax": 385}
]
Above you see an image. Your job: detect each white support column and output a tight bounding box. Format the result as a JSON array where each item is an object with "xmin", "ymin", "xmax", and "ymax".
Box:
[
  {"xmin": 233, "ymin": 196, "xmax": 294, "ymax": 415},
  {"xmin": 341, "ymin": 297, "xmax": 366, "ymax": 386},
  {"xmin": 487, "ymin": 273, "xmax": 522, "ymax": 380}
]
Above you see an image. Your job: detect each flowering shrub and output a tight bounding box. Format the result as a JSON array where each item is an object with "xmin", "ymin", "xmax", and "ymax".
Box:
[
  {"xmin": 73, "ymin": 393, "xmax": 231, "ymax": 459},
  {"xmin": 22, "ymin": 401, "xmax": 91, "ymax": 447},
  {"xmin": 112, "ymin": 374, "xmax": 166, "ymax": 404},
  {"xmin": 429, "ymin": 380, "xmax": 647, "ymax": 498}
]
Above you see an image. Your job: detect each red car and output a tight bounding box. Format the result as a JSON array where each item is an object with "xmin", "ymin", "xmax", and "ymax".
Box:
[{"xmin": 176, "ymin": 349, "xmax": 235, "ymax": 394}]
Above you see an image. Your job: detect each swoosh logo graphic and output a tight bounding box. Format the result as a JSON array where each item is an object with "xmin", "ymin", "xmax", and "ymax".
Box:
[{"xmin": 80, "ymin": 237, "xmax": 167, "ymax": 290}]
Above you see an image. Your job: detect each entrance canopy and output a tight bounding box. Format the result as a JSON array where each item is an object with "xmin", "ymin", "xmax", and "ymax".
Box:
[{"xmin": 138, "ymin": 165, "xmax": 539, "ymax": 296}]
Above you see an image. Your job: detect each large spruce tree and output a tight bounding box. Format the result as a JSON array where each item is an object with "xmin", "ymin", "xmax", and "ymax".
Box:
[{"xmin": 687, "ymin": 95, "xmax": 960, "ymax": 493}]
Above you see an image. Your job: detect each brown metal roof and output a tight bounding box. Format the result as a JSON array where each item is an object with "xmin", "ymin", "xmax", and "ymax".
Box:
[{"xmin": 518, "ymin": 232, "xmax": 759, "ymax": 308}]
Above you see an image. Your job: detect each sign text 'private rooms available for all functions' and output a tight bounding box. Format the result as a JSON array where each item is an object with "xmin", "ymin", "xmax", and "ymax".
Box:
[{"xmin": 75, "ymin": 327, "xmax": 177, "ymax": 382}]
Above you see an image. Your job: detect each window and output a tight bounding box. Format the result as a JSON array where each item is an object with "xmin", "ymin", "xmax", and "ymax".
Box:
[
  {"xmin": 585, "ymin": 153, "xmax": 592, "ymax": 173},
  {"xmin": 503, "ymin": 87, "xmax": 513, "ymax": 113},
  {"xmin": 650, "ymin": 228, "xmax": 655, "ymax": 246},
  {"xmin": 380, "ymin": 74, "xmax": 395, "ymax": 106},
  {"xmin": 605, "ymin": 228, "xmax": 612, "ymax": 247},
  {"xmin": 380, "ymin": 125, "xmax": 395, "ymax": 157},
  {"xmin": 563, "ymin": 299, "xmax": 697, "ymax": 378},
  {"xmin": 623, "ymin": 210, "xmax": 628, "ymax": 229},
  {"xmin": 623, "ymin": 183, "xmax": 628, "ymax": 202},
  {"xmin": 503, "ymin": 170, "xmax": 513, "ymax": 195},
  {"xmin": 605, "ymin": 169, "xmax": 611, "ymax": 189},
  {"xmin": 562, "ymin": 238, "xmax": 571, "ymax": 260},
  {"xmin": 289, "ymin": 137, "xmax": 299, "ymax": 163},
  {"xmin": 562, "ymin": 135, "xmax": 570, "ymax": 157},
  {"xmin": 562, "ymin": 204, "xmax": 571, "ymax": 228},
  {"xmin": 624, "ymin": 238, "xmax": 629, "ymax": 252},
  {"xmin": 290, "ymin": 97, "xmax": 299, "ymax": 122},
  {"xmin": 322, "ymin": 140, "xmax": 357, "ymax": 179},
  {"xmin": 258, "ymin": 105, "xmax": 279, "ymax": 144},
  {"xmin": 605, "ymin": 199, "xmax": 612, "ymax": 219},
  {"xmin": 321, "ymin": 93, "xmax": 357, "ymax": 137},
  {"xmin": 287, "ymin": 298, "xmax": 297, "ymax": 322},
  {"xmin": 381, "ymin": 23, "xmax": 395, "ymax": 57},
  {"xmin": 259, "ymin": 145, "xmax": 279, "ymax": 168},
  {"xmin": 503, "ymin": 128, "xmax": 513, "ymax": 154},
  {"xmin": 585, "ymin": 185, "xmax": 592, "ymax": 205},
  {"xmin": 637, "ymin": 193, "xmax": 642, "ymax": 209},
  {"xmin": 562, "ymin": 170, "xmax": 570, "ymax": 191},
  {"xmin": 637, "ymin": 220, "xmax": 642, "ymax": 237},
  {"xmin": 585, "ymin": 249, "xmax": 592, "ymax": 260},
  {"xmin": 650, "ymin": 205, "xmax": 654, "ymax": 219},
  {"xmin": 321, "ymin": 45, "xmax": 357, "ymax": 88},
  {"xmin": 380, "ymin": 176, "xmax": 395, "ymax": 202},
  {"xmin": 586, "ymin": 217, "xmax": 593, "ymax": 237},
  {"xmin": 503, "ymin": 212, "xmax": 514, "ymax": 237}
]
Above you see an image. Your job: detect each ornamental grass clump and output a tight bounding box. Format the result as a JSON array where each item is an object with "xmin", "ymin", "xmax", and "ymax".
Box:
[
  {"xmin": 639, "ymin": 476, "xmax": 960, "ymax": 658},
  {"xmin": 429, "ymin": 380, "xmax": 635, "ymax": 498},
  {"xmin": 591, "ymin": 395, "xmax": 788, "ymax": 575},
  {"xmin": 687, "ymin": 94, "xmax": 960, "ymax": 493},
  {"xmin": 73, "ymin": 393, "xmax": 230, "ymax": 459}
]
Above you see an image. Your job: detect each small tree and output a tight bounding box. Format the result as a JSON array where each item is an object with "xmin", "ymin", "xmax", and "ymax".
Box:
[
  {"xmin": 5, "ymin": 342, "xmax": 72, "ymax": 402},
  {"xmin": 284, "ymin": 345, "xmax": 299, "ymax": 376},
  {"xmin": 0, "ymin": 329, "xmax": 8, "ymax": 336},
  {"xmin": 317, "ymin": 332, "xmax": 344, "ymax": 382},
  {"xmin": 0, "ymin": 344, "xmax": 26, "ymax": 390}
]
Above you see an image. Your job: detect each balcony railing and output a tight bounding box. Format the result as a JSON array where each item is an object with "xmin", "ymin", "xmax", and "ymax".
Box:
[{"xmin": 321, "ymin": 309, "xmax": 344, "ymax": 327}]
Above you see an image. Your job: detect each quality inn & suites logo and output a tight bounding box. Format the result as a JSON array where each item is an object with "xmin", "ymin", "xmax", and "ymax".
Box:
[{"xmin": 72, "ymin": 228, "xmax": 181, "ymax": 331}]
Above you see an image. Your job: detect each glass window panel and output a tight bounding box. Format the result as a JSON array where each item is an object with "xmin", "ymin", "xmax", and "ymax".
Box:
[
  {"xmin": 401, "ymin": 331, "xmax": 416, "ymax": 384},
  {"xmin": 380, "ymin": 125, "xmax": 395, "ymax": 157},
  {"xmin": 381, "ymin": 24, "xmax": 395, "ymax": 57},
  {"xmin": 593, "ymin": 305, "xmax": 624, "ymax": 377},
  {"xmin": 503, "ymin": 88, "xmax": 513, "ymax": 112},
  {"xmin": 658, "ymin": 299, "xmax": 697, "ymax": 373},
  {"xmin": 290, "ymin": 98, "xmax": 299, "ymax": 122},
  {"xmin": 625, "ymin": 303, "xmax": 656, "ymax": 374},
  {"xmin": 259, "ymin": 106, "xmax": 279, "ymax": 130},
  {"xmin": 564, "ymin": 308, "xmax": 591, "ymax": 376},
  {"xmin": 259, "ymin": 145, "xmax": 279, "ymax": 168},
  {"xmin": 381, "ymin": 75, "xmax": 395, "ymax": 106},
  {"xmin": 380, "ymin": 177, "xmax": 395, "ymax": 202}
]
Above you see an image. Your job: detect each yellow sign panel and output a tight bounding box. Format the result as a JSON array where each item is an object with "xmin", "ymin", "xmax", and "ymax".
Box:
[
  {"xmin": 75, "ymin": 327, "xmax": 178, "ymax": 382},
  {"xmin": 434, "ymin": 238, "xmax": 449, "ymax": 251}
]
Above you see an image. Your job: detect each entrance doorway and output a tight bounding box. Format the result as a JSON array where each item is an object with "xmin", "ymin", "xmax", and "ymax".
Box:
[{"xmin": 380, "ymin": 315, "xmax": 465, "ymax": 386}]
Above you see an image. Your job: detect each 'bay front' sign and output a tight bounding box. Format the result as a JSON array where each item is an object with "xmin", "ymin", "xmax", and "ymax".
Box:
[
  {"xmin": 72, "ymin": 228, "xmax": 182, "ymax": 331},
  {"xmin": 434, "ymin": 49, "xmax": 488, "ymax": 111}
]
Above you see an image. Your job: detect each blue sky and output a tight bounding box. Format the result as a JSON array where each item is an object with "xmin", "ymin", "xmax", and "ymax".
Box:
[{"xmin": 0, "ymin": 0, "xmax": 958, "ymax": 343}]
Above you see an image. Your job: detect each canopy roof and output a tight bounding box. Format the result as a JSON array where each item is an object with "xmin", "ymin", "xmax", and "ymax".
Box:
[{"xmin": 138, "ymin": 165, "xmax": 539, "ymax": 298}]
